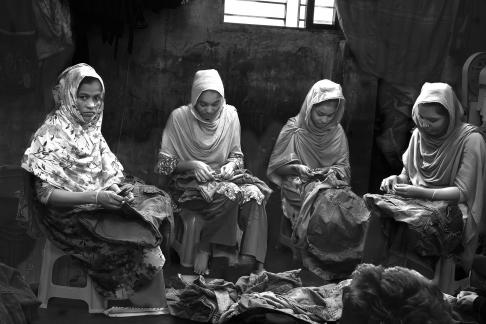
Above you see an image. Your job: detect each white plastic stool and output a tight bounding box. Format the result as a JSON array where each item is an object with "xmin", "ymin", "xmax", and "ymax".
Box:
[
  {"xmin": 38, "ymin": 239, "xmax": 105, "ymax": 313},
  {"xmin": 172, "ymin": 209, "xmax": 205, "ymax": 267}
]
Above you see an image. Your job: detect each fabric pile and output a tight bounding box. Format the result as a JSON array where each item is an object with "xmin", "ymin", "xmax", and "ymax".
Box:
[{"xmin": 166, "ymin": 269, "xmax": 350, "ymax": 324}]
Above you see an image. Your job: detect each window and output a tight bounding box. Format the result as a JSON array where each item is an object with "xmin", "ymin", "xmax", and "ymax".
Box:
[{"xmin": 223, "ymin": 0, "xmax": 337, "ymax": 29}]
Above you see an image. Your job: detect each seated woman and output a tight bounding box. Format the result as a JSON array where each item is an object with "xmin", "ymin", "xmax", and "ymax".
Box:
[
  {"xmin": 21, "ymin": 64, "xmax": 171, "ymax": 312},
  {"xmin": 341, "ymin": 263, "xmax": 456, "ymax": 324},
  {"xmin": 372, "ymin": 82, "xmax": 486, "ymax": 280},
  {"xmin": 267, "ymin": 79, "xmax": 369, "ymax": 280},
  {"xmin": 155, "ymin": 69, "xmax": 270, "ymax": 275}
]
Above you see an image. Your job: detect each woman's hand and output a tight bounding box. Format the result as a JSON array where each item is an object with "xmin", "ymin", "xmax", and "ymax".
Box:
[
  {"xmin": 380, "ymin": 175, "xmax": 400, "ymax": 193},
  {"xmin": 293, "ymin": 164, "xmax": 313, "ymax": 180},
  {"xmin": 313, "ymin": 167, "xmax": 330, "ymax": 176},
  {"xmin": 117, "ymin": 184, "xmax": 135, "ymax": 203},
  {"xmin": 193, "ymin": 161, "xmax": 215, "ymax": 183},
  {"xmin": 457, "ymin": 291, "xmax": 478, "ymax": 311},
  {"xmin": 220, "ymin": 162, "xmax": 236, "ymax": 179},
  {"xmin": 97, "ymin": 190, "xmax": 125, "ymax": 209},
  {"xmin": 393, "ymin": 184, "xmax": 422, "ymax": 198}
]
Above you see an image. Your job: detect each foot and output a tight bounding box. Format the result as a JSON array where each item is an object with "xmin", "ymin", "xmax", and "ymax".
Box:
[{"xmin": 194, "ymin": 250, "xmax": 210, "ymax": 275}]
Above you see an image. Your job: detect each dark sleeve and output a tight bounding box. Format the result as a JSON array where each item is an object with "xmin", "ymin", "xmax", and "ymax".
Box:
[{"xmin": 473, "ymin": 296, "xmax": 486, "ymax": 321}]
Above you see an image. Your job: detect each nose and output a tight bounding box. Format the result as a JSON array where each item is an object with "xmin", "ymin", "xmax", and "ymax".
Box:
[
  {"xmin": 321, "ymin": 116, "xmax": 331, "ymax": 124},
  {"xmin": 86, "ymin": 99, "xmax": 97, "ymax": 109}
]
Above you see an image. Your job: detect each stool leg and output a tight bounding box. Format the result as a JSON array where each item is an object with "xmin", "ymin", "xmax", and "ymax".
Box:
[
  {"xmin": 38, "ymin": 240, "xmax": 55, "ymax": 309},
  {"xmin": 86, "ymin": 275, "xmax": 106, "ymax": 313},
  {"xmin": 180, "ymin": 213, "xmax": 199, "ymax": 267}
]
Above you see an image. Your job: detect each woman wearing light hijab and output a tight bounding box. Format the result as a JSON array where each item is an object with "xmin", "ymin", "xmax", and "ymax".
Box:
[
  {"xmin": 267, "ymin": 79, "xmax": 369, "ymax": 280},
  {"xmin": 21, "ymin": 63, "xmax": 171, "ymax": 313},
  {"xmin": 379, "ymin": 82, "xmax": 486, "ymax": 280},
  {"xmin": 156, "ymin": 69, "xmax": 270, "ymax": 275}
]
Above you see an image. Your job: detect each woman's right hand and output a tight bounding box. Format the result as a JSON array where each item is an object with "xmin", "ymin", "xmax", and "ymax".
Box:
[
  {"xmin": 293, "ymin": 164, "xmax": 313, "ymax": 180},
  {"xmin": 96, "ymin": 190, "xmax": 125, "ymax": 209},
  {"xmin": 380, "ymin": 175, "xmax": 400, "ymax": 193},
  {"xmin": 193, "ymin": 161, "xmax": 215, "ymax": 183}
]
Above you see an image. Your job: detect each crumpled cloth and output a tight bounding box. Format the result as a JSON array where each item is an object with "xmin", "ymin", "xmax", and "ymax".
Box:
[
  {"xmin": 220, "ymin": 279, "xmax": 351, "ymax": 323},
  {"xmin": 0, "ymin": 262, "xmax": 40, "ymax": 324},
  {"xmin": 166, "ymin": 269, "xmax": 350, "ymax": 324},
  {"xmin": 364, "ymin": 194, "xmax": 464, "ymax": 257},
  {"xmin": 173, "ymin": 169, "xmax": 272, "ymax": 206}
]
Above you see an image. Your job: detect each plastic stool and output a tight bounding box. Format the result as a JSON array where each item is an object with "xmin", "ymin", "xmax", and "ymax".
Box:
[
  {"xmin": 38, "ymin": 239, "xmax": 105, "ymax": 313},
  {"xmin": 172, "ymin": 209, "xmax": 205, "ymax": 267}
]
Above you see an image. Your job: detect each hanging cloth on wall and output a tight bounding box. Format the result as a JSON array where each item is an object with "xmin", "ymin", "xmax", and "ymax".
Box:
[
  {"xmin": 32, "ymin": 0, "xmax": 73, "ymax": 60},
  {"xmin": 0, "ymin": 0, "xmax": 37, "ymax": 95},
  {"xmin": 335, "ymin": 0, "xmax": 461, "ymax": 86}
]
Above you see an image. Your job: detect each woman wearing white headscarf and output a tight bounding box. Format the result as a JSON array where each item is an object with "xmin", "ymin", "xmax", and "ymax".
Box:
[
  {"xmin": 156, "ymin": 69, "xmax": 270, "ymax": 275},
  {"xmin": 267, "ymin": 80, "xmax": 369, "ymax": 280},
  {"xmin": 379, "ymin": 82, "xmax": 486, "ymax": 274},
  {"xmin": 21, "ymin": 63, "xmax": 171, "ymax": 311}
]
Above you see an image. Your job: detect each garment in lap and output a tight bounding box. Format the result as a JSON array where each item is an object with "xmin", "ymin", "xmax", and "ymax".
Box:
[
  {"xmin": 288, "ymin": 175, "xmax": 369, "ymax": 280},
  {"xmin": 178, "ymin": 172, "xmax": 270, "ymax": 261},
  {"xmin": 40, "ymin": 183, "xmax": 171, "ymax": 297},
  {"xmin": 364, "ymin": 194, "xmax": 464, "ymax": 259}
]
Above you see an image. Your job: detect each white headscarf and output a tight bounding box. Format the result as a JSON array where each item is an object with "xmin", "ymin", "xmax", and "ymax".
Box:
[
  {"xmin": 159, "ymin": 69, "xmax": 242, "ymax": 169},
  {"xmin": 267, "ymin": 79, "xmax": 350, "ymax": 186}
]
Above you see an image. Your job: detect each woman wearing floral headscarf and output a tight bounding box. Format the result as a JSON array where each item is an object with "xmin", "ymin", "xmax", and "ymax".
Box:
[
  {"xmin": 378, "ymin": 82, "xmax": 486, "ymax": 278},
  {"xmin": 156, "ymin": 69, "xmax": 270, "ymax": 275},
  {"xmin": 21, "ymin": 63, "xmax": 171, "ymax": 312},
  {"xmin": 267, "ymin": 79, "xmax": 369, "ymax": 280}
]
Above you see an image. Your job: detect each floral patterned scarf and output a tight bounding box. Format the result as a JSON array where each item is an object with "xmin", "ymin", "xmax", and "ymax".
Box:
[{"xmin": 21, "ymin": 63, "xmax": 124, "ymax": 192}]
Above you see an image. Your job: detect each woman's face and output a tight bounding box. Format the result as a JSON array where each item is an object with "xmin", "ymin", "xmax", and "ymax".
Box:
[
  {"xmin": 195, "ymin": 90, "xmax": 223, "ymax": 122},
  {"xmin": 416, "ymin": 103, "xmax": 449, "ymax": 137},
  {"xmin": 310, "ymin": 99, "xmax": 338, "ymax": 128},
  {"xmin": 76, "ymin": 79, "xmax": 103, "ymax": 123}
]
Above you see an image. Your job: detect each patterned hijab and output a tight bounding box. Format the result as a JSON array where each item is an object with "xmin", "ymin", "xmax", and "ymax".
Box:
[
  {"xmin": 159, "ymin": 69, "xmax": 242, "ymax": 169},
  {"xmin": 404, "ymin": 82, "xmax": 485, "ymax": 244},
  {"xmin": 21, "ymin": 63, "xmax": 124, "ymax": 192},
  {"xmin": 267, "ymin": 79, "xmax": 350, "ymax": 186}
]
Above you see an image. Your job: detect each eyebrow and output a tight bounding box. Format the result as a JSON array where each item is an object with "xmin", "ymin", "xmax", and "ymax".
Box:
[{"xmin": 200, "ymin": 98, "xmax": 221, "ymax": 105}]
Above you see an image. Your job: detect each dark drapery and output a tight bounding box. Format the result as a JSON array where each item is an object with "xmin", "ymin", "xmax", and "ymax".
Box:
[{"xmin": 335, "ymin": 0, "xmax": 461, "ymax": 85}]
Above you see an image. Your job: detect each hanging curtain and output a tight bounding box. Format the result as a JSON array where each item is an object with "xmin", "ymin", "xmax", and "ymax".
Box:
[{"xmin": 335, "ymin": 0, "xmax": 461, "ymax": 85}]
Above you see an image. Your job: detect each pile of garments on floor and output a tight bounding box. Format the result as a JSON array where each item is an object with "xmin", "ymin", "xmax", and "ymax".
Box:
[
  {"xmin": 0, "ymin": 262, "xmax": 39, "ymax": 324},
  {"xmin": 166, "ymin": 269, "xmax": 350, "ymax": 324}
]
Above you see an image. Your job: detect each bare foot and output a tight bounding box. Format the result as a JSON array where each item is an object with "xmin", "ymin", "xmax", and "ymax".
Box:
[{"xmin": 194, "ymin": 250, "xmax": 210, "ymax": 275}]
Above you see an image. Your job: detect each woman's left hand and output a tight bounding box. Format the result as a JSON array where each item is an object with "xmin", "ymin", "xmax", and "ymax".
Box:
[
  {"xmin": 393, "ymin": 184, "xmax": 421, "ymax": 198},
  {"xmin": 220, "ymin": 162, "xmax": 236, "ymax": 179}
]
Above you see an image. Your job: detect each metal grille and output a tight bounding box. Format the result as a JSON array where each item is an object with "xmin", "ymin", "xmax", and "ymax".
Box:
[{"xmin": 224, "ymin": 0, "xmax": 335, "ymax": 28}]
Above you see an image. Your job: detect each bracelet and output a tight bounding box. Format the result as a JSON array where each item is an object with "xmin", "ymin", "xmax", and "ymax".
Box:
[
  {"xmin": 95, "ymin": 189, "xmax": 101, "ymax": 205},
  {"xmin": 431, "ymin": 190, "xmax": 437, "ymax": 200}
]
